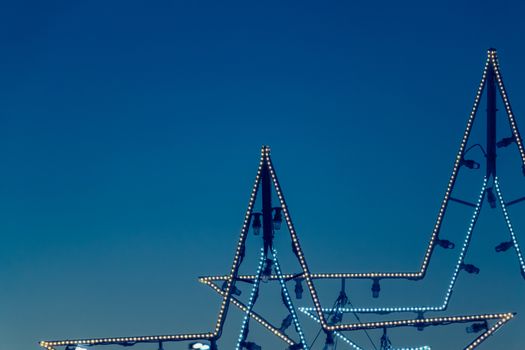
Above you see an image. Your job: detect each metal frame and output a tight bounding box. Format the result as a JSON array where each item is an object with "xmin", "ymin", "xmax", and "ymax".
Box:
[{"xmin": 40, "ymin": 49, "xmax": 523, "ymax": 350}]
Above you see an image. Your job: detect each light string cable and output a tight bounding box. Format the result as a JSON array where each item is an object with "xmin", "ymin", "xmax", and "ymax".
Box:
[
  {"xmin": 236, "ymin": 249, "xmax": 266, "ymax": 350},
  {"xmin": 463, "ymin": 312, "xmax": 514, "ymax": 350},
  {"xmin": 346, "ymin": 297, "xmax": 379, "ymax": 349},
  {"xmin": 335, "ymin": 279, "xmax": 378, "ymax": 350},
  {"xmin": 308, "ymin": 291, "xmax": 353, "ymax": 348},
  {"xmin": 300, "ymin": 310, "xmax": 431, "ymax": 350},
  {"xmin": 264, "ymin": 147, "xmax": 330, "ymax": 327},
  {"xmin": 494, "ymin": 177, "xmax": 525, "ymax": 276},
  {"xmin": 272, "ymin": 249, "xmax": 309, "ymax": 349},
  {"xmin": 199, "ymin": 52, "xmax": 490, "ymax": 285},
  {"xmin": 301, "ymin": 309, "xmax": 514, "ymax": 349},
  {"xmin": 199, "ymin": 277, "xmax": 297, "ymax": 345},
  {"xmin": 300, "ymin": 177, "xmax": 487, "ymax": 316},
  {"xmin": 215, "ymin": 148, "xmax": 265, "ymax": 336},
  {"xmin": 317, "ymin": 286, "xmax": 379, "ymax": 350},
  {"xmin": 304, "ymin": 282, "xmax": 376, "ymax": 350},
  {"xmin": 39, "ymin": 149, "xmax": 268, "ymax": 350},
  {"xmin": 413, "ymin": 53, "xmax": 489, "ymax": 279},
  {"xmin": 490, "ymin": 50, "xmax": 525, "ymax": 167},
  {"xmin": 264, "ymin": 147, "xmax": 514, "ymax": 350}
]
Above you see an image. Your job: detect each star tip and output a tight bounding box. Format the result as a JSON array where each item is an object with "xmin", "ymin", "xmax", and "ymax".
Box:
[{"xmin": 260, "ymin": 145, "xmax": 271, "ymax": 155}]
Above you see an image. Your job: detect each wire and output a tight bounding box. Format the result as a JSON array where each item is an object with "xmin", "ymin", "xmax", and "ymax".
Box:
[
  {"xmin": 309, "ymin": 328, "xmax": 322, "ymax": 348},
  {"xmin": 464, "ymin": 143, "xmax": 487, "ymax": 157},
  {"xmin": 347, "ymin": 299, "xmax": 378, "ymax": 350},
  {"xmin": 309, "ymin": 298, "xmax": 339, "ymax": 348}
]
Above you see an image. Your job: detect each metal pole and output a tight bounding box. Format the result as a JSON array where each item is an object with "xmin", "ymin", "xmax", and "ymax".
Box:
[
  {"xmin": 487, "ymin": 62, "xmax": 497, "ymax": 178},
  {"xmin": 261, "ymin": 160, "xmax": 273, "ymax": 256}
]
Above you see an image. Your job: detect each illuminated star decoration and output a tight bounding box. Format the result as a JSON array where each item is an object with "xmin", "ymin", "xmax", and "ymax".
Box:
[
  {"xmin": 40, "ymin": 146, "xmax": 514, "ymax": 350},
  {"xmin": 39, "ymin": 146, "xmax": 312, "ymax": 350},
  {"xmin": 40, "ymin": 49, "xmax": 522, "ymax": 350},
  {"xmin": 296, "ymin": 48, "xmax": 525, "ymax": 324},
  {"xmin": 199, "ymin": 147, "xmax": 514, "ymax": 349},
  {"xmin": 201, "ymin": 49, "xmax": 523, "ymax": 348}
]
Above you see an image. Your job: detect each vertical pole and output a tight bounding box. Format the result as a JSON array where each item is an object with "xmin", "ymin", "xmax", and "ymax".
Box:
[
  {"xmin": 487, "ymin": 63, "xmax": 497, "ymax": 178},
  {"xmin": 261, "ymin": 160, "xmax": 273, "ymax": 256}
]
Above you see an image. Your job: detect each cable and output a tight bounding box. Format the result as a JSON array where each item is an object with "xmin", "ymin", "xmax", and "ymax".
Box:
[
  {"xmin": 464, "ymin": 143, "xmax": 487, "ymax": 157},
  {"xmin": 347, "ymin": 299, "xmax": 378, "ymax": 350},
  {"xmin": 310, "ymin": 298, "xmax": 339, "ymax": 348}
]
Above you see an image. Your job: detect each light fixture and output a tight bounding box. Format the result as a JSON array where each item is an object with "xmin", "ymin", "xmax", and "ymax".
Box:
[
  {"xmin": 261, "ymin": 258, "xmax": 273, "ymax": 283},
  {"xmin": 294, "ymin": 278, "xmax": 303, "ymax": 299},
  {"xmin": 495, "ymin": 241, "xmax": 514, "ymax": 252},
  {"xmin": 380, "ymin": 328, "xmax": 392, "ymax": 350},
  {"xmin": 461, "ymin": 263, "xmax": 480, "ymax": 274},
  {"xmin": 497, "ymin": 136, "xmax": 515, "ymax": 148},
  {"xmin": 232, "ymin": 285, "xmax": 242, "ymax": 296},
  {"xmin": 323, "ymin": 332, "xmax": 334, "ymax": 350},
  {"xmin": 436, "ymin": 238, "xmax": 455, "ymax": 249},
  {"xmin": 329, "ymin": 311, "xmax": 343, "ymax": 325},
  {"xmin": 221, "ymin": 281, "xmax": 242, "ymax": 296},
  {"xmin": 371, "ymin": 279, "xmax": 381, "ymax": 298},
  {"xmin": 466, "ymin": 321, "xmax": 488, "ymax": 333},
  {"xmin": 461, "ymin": 158, "xmax": 480, "ymax": 169},
  {"xmin": 189, "ymin": 343, "xmax": 211, "ymax": 350},
  {"xmin": 240, "ymin": 341, "xmax": 261, "ymax": 350},
  {"xmin": 335, "ymin": 280, "xmax": 348, "ymax": 307},
  {"xmin": 252, "ymin": 213, "xmax": 262, "ymax": 235},
  {"xmin": 272, "ymin": 249, "xmax": 308, "ymax": 349},
  {"xmin": 272, "ymin": 207, "xmax": 283, "ymax": 230},
  {"xmin": 279, "ymin": 314, "xmax": 293, "ymax": 332},
  {"xmin": 330, "ymin": 279, "xmax": 347, "ymax": 324},
  {"xmin": 487, "ymin": 187, "xmax": 497, "ymax": 208}
]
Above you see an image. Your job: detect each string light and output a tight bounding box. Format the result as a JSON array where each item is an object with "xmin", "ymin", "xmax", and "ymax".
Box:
[
  {"xmin": 202, "ymin": 51, "xmax": 493, "ymax": 285},
  {"xmin": 197, "ymin": 52, "xmax": 522, "ymax": 350},
  {"xmin": 490, "ymin": 50, "xmax": 525, "ymax": 168},
  {"xmin": 302, "ymin": 311, "xmax": 432, "ymax": 350},
  {"xmin": 236, "ymin": 249, "xmax": 266, "ymax": 350},
  {"xmin": 272, "ymin": 250, "xmax": 308, "ymax": 349},
  {"xmin": 265, "ymin": 146, "xmax": 330, "ymax": 327},
  {"xmin": 42, "ymin": 51, "xmax": 525, "ymax": 350},
  {"xmin": 301, "ymin": 309, "xmax": 514, "ymax": 340},
  {"xmin": 264, "ymin": 148, "xmax": 515, "ymax": 350},
  {"xmin": 39, "ymin": 331, "xmax": 217, "ymax": 350},
  {"xmin": 494, "ymin": 177, "xmax": 525, "ymax": 276},
  {"xmin": 40, "ymin": 147, "xmax": 270, "ymax": 350},
  {"xmin": 300, "ymin": 178, "xmax": 486, "ymax": 315},
  {"xmin": 201, "ymin": 278, "xmax": 295, "ymax": 345},
  {"xmin": 200, "ymin": 145, "xmax": 516, "ymax": 349}
]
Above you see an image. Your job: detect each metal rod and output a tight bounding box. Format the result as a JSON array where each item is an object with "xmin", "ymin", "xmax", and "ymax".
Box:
[
  {"xmin": 449, "ymin": 196, "xmax": 476, "ymax": 207},
  {"xmin": 261, "ymin": 161, "xmax": 273, "ymax": 256},
  {"xmin": 487, "ymin": 62, "xmax": 497, "ymax": 178},
  {"xmin": 506, "ymin": 196, "xmax": 525, "ymax": 207}
]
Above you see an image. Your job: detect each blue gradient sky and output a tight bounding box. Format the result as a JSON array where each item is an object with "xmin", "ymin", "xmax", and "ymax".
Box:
[{"xmin": 2, "ymin": 1, "xmax": 525, "ymax": 349}]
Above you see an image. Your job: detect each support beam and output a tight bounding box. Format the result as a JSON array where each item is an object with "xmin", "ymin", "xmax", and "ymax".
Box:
[{"xmin": 486, "ymin": 61, "xmax": 497, "ymax": 178}]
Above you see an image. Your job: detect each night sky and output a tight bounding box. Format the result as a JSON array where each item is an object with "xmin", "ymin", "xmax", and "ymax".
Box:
[{"xmin": 2, "ymin": 1, "xmax": 525, "ymax": 349}]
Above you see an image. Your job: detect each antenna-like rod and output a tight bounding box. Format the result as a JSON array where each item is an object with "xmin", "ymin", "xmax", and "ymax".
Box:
[
  {"xmin": 261, "ymin": 156, "xmax": 274, "ymax": 256},
  {"xmin": 486, "ymin": 50, "xmax": 497, "ymax": 178}
]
